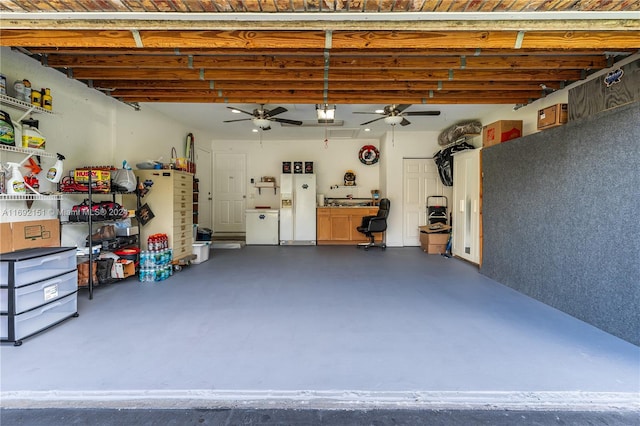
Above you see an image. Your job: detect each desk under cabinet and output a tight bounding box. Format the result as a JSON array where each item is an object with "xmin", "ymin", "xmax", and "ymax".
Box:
[{"xmin": 1, "ymin": 247, "xmax": 78, "ymax": 346}]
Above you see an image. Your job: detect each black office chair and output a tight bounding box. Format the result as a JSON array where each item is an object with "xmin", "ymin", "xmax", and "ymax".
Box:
[{"xmin": 356, "ymin": 198, "xmax": 390, "ymax": 250}]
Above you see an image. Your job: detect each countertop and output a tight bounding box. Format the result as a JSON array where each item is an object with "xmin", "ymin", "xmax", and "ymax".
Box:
[
  {"xmin": 321, "ymin": 198, "xmax": 377, "ymax": 208},
  {"xmin": 319, "ymin": 205, "xmax": 375, "ymax": 208}
]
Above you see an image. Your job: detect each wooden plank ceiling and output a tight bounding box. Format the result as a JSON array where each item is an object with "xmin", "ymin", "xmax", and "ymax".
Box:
[{"xmin": 1, "ymin": 1, "xmax": 639, "ymax": 106}]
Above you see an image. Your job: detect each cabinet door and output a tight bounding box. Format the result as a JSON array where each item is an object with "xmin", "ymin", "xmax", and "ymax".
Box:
[
  {"xmin": 316, "ymin": 209, "xmax": 331, "ymax": 241},
  {"xmin": 452, "ymin": 149, "xmax": 481, "ymax": 263},
  {"xmin": 330, "ymin": 214, "xmax": 351, "ymax": 240}
]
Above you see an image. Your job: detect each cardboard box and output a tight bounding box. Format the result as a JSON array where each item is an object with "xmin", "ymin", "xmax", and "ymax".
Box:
[
  {"xmin": 1, "ymin": 223, "xmax": 12, "ymax": 254},
  {"xmin": 419, "ymin": 224, "xmax": 452, "ymax": 234},
  {"xmin": 73, "ymin": 169, "xmax": 111, "ymax": 183},
  {"xmin": 426, "ymin": 243, "xmax": 447, "ymax": 254},
  {"xmin": 537, "ymin": 103, "xmax": 568, "ymax": 130},
  {"xmin": 482, "ymin": 120, "xmax": 523, "ymax": 147},
  {"xmin": 73, "ymin": 169, "xmax": 111, "ymax": 193},
  {"xmin": 6, "ymin": 219, "xmax": 60, "ymax": 252},
  {"xmin": 419, "ymin": 227, "xmax": 450, "ymax": 254},
  {"xmin": 113, "ymin": 260, "xmax": 135, "ymax": 279}
]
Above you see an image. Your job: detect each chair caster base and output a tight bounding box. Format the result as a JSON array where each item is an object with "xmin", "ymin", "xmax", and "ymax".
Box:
[{"xmin": 357, "ymin": 242, "xmax": 386, "ymax": 250}]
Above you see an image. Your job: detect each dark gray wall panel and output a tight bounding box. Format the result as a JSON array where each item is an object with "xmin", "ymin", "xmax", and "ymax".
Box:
[{"xmin": 481, "ymin": 101, "xmax": 640, "ymax": 345}]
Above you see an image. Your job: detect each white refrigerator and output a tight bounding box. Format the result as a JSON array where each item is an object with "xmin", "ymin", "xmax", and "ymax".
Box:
[{"xmin": 279, "ymin": 173, "xmax": 316, "ymax": 245}]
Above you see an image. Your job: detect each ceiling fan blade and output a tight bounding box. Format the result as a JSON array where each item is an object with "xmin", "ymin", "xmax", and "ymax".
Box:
[
  {"xmin": 267, "ymin": 106, "xmax": 287, "ymax": 117},
  {"xmin": 223, "ymin": 118, "xmax": 252, "ymax": 123},
  {"xmin": 263, "ymin": 125, "xmax": 271, "ymax": 131},
  {"xmin": 353, "ymin": 112, "xmax": 383, "ymax": 115},
  {"xmin": 394, "ymin": 104, "xmax": 412, "ymax": 113},
  {"xmin": 360, "ymin": 116, "xmax": 385, "ymax": 126},
  {"xmin": 273, "ymin": 117, "xmax": 303, "ymax": 126},
  {"xmin": 404, "ymin": 111, "xmax": 441, "ymax": 116},
  {"xmin": 400, "ymin": 118, "xmax": 412, "ymax": 126},
  {"xmin": 226, "ymin": 106, "xmax": 255, "ymax": 116}
]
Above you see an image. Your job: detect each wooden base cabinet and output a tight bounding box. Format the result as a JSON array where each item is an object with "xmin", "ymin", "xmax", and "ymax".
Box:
[
  {"xmin": 132, "ymin": 170, "xmax": 194, "ymax": 261},
  {"xmin": 317, "ymin": 207, "xmax": 381, "ymax": 245}
]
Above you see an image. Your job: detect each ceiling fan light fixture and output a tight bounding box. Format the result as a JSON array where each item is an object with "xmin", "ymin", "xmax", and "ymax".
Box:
[
  {"xmin": 384, "ymin": 115, "xmax": 404, "ymax": 125},
  {"xmin": 252, "ymin": 117, "xmax": 271, "ymax": 129},
  {"xmin": 316, "ymin": 104, "xmax": 336, "ymax": 123}
]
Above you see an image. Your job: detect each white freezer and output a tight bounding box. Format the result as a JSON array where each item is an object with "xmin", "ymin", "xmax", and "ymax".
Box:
[{"xmin": 245, "ymin": 209, "xmax": 279, "ymax": 245}]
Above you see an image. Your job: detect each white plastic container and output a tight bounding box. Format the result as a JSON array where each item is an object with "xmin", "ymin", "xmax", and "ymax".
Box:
[
  {"xmin": 22, "ymin": 124, "xmax": 46, "ymax": 149},
  {"xmin": 192, "ymin": 242, "xmax": 211, "ymax": 264},
  {"xmin": 5, "ymin": 162, "xmax": 25, "ymax": 194}
]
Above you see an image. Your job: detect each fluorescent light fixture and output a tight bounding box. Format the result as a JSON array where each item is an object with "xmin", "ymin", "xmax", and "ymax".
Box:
[
  {"xmin": 316, "ymin": 104, "xmax": 336, "ymax": 122},
  {"xmin": 364, "ymin": 128, "xmax": 371, "ymax": 132},
  {"xmin": 252, "ymin": 118, "xmax": 271, "ymax": 129},
  {"xmin": 384, "ymin": 115, "xmax": 403, "ymax": 125}
]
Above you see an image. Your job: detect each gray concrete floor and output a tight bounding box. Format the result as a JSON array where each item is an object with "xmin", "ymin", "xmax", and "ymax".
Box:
[{"xmin": 2, "ymin": 247, "xmax": 639, "ymax": 415}]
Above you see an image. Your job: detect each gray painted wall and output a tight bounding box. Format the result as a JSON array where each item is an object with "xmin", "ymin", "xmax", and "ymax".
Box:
[{"xmin": 481, "ymin": 102, "xmax": 640, "ymax": 346}]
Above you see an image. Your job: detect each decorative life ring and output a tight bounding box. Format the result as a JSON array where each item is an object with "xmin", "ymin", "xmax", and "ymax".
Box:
[{"xmin": 359, "ymin": 145, "xmax": 380, "ymax": 165}]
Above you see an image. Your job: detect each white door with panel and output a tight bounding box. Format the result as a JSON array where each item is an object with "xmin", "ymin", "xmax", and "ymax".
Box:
[
  {"xmin": 452, "ymin": 149, "xmax": 481, "ymax": 264},
  {"xmin": 402, "ymin": 158, "xmax": 449, "ymax": 246},
  {"xmin": 214, "ymin": 153, "xmax": 246, "ymax": 234}
]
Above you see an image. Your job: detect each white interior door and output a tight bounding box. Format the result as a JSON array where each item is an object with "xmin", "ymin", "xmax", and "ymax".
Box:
[
  {"xmin": 402, "ymin": 158, "xmax": 449, "ymax": 246},
  {"xmin": 214, "ymin": 153, "xmax": 246, "ymax": 234},
  {"xmin": 195, "ymin": 147, "xmax": 212, "ymax": 229}
]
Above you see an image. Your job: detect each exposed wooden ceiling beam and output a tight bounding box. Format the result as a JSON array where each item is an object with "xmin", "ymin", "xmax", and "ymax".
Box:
[
  {"xmin": 112, "ymin": 93, "xmax": 536, "ymax": 105},
  {"xmin": 69, "ymin": 68, "xmax": 582, "ymax": 82},
  {"xmin": 44, "ymin": 53, "xmax": 608, "ymax": 70},
  {"xmin": 25, "ymin": 47, "xmax": 638, "ymax": 56},
  {"xmin": 2, "ymin": 29, "xmax": 639, "ymax": 49},
  {"xmin": 2, "ymin": 18, "xmax": 638, "ymax": 32},
  {"xmin": 109, "ymin": 88, "xmax": 543, "ymax": 101},
  {"xmin": 88, "ymin": 79, "xmax": 561, "ymax": 92}
]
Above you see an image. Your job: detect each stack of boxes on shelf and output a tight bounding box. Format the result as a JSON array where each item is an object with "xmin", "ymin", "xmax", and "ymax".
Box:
[
  {"xmin": 482, "ymin": 103, "xmax": 569, "ymax": 149},
  {"xmin": 537, "ymin": 103, "xmax": 568, "ymax": 130}
]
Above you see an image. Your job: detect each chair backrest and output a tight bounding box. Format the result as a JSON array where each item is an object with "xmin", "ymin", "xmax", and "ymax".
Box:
[{"xmin": 377, "ymin": 198, "xmax": 390, "ymax": 219}]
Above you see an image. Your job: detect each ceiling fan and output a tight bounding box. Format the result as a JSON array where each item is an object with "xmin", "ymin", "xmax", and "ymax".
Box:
[
  {"xmin": 223, "ymin": 104, "xmax": 302, "ymax": 130},
  {"xmin": 355, "ymin": 104, "xmax": 441, "ymax": 126}
]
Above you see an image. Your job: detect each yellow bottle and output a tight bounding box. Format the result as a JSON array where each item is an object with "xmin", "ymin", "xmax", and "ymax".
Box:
[
  {"xmin": 42, "ymin": 88, "xmax": 52, "ymax": 111},
  {"xmin": 30, "ymin": 88, "xmax": 42, "ymax": 107}
]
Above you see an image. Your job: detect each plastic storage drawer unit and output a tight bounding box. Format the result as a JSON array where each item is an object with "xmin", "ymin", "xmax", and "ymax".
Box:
[{"xmin": 1, "ymin": 247, "xmax": 78, "ymax": 346}]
